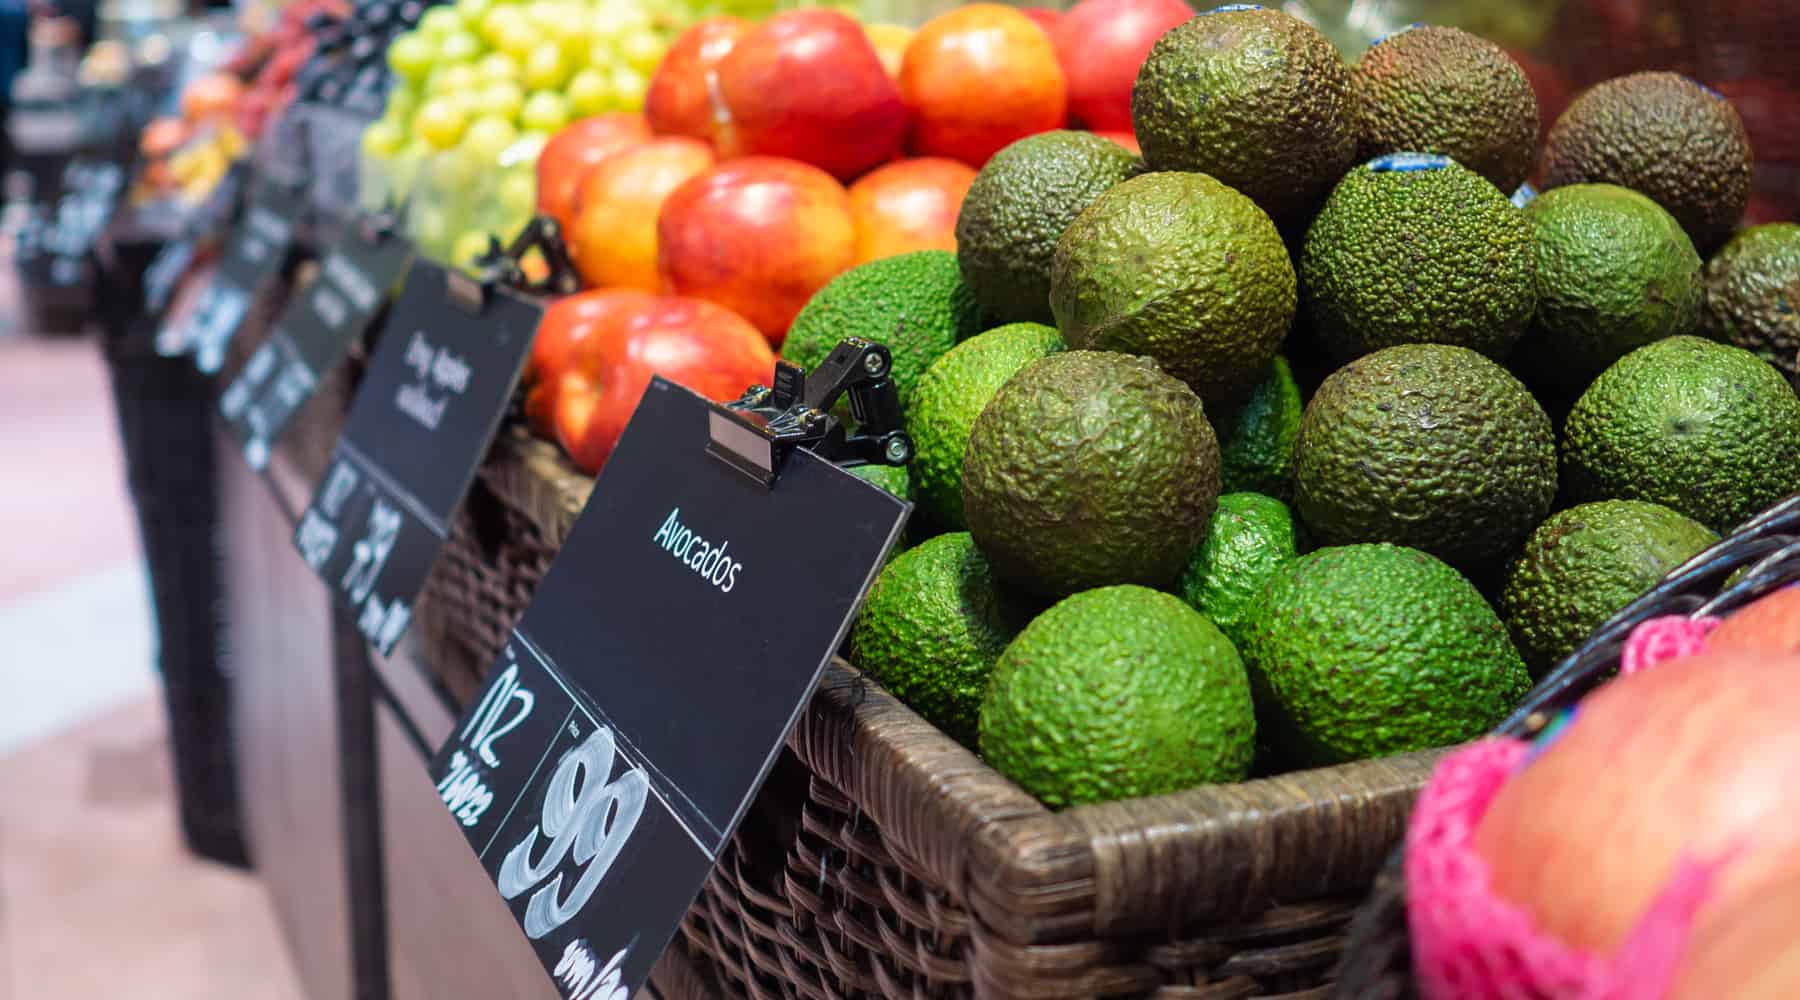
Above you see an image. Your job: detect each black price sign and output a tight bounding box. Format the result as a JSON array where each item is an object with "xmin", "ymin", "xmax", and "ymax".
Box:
[
  {"xmin": 219, "ymin": 221, "xmax": 413, "ymax": 470},
  {"xmin": 13, "ymin": 160, "xmax": 126, "ymax": 288},
  {"xmin": 142, "ymin": 237, "xmax": 197, "ymax": 316},
  {"xmin": 155, "ymin": 185, "xmax": 298, "ymax": 371},
  {"xmin": 430, "ymin": 379, "xmax": 908, "ymax": 998},
  {"xmin": 294, "ymin": 260, "xmax": 542, "ymax": 654}
]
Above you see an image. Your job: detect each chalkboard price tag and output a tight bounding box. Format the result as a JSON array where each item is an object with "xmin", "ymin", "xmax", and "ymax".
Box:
[
  {"xmin": 220, "ymin": 219, "xmax": 414, "ymax": 470},
  {"xmin": 429, "ymin": 378, "xmax": 908, "ymax": 998},
  {"xmin": 155, "ymin": 181, "xmax": 299, "ymax": 370},
  {"xmin": 142, "ymin": 237, "xmax": 197, "ymax": 316},
  {"xmin": 294, "ymin": 259, "xmax": 543, "ymax": 655},
  {"xmin": 13, "ymin": 159, "xmax": 127, "ymax": 289}
]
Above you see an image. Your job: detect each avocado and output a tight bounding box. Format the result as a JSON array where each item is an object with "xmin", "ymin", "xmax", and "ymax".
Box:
[
  {"xmin": 1179, "ymin": 492, "xmax": 1304, "ymax": 652},
  {"xmin": 1301, "ymin": 154, "xmax": 1536, "ymax": 363},
  {"xmin": 850, "ymin": 533, "xmax": 1026, "ymax": 747},
  {"xmin": 1218, "ymin": 355, "xmax": 1304, "ymax": 500},
  {"xmin": 850, "ymin": 462, "xmax": 912, "ymax": 500},
  {"xmin": 906, "ymin": 322, "xmax": 1064, "ymax": 530},
  {"xmin": 1050, "ymin": 171, "xmax": 1296, "ymax": 413},
  {"xmin": 1294, "ymin": 344, "xmax": 1557, "ymax": 571},
  {"xmin": 954, "ymin": 130, "xmax": 1140, "ymax": 325},
  {"xmin": 962, "ymin": 350, "xmax": 1221, "ymax": 598},
  {"xmin": 1131, "ymin": 5, "xmax": 1358, "ymax": 222},
  {"xmin": 1542, "ymin": 72, "xmax": 1753, "ymax": 254},
  {"xmin": 1561, "ymin": 335, "xmax": 1800, "ymax": 533},
  {"xmin": 1240, "ymin": 543, "xmax": 1530, "ymax": 766},
  {"xmin": 979, "ymin": 585, "xmax": 1255, "ymax": 807},
  {"xmin": 1702, "ymin": 223, "xmax": 1800, "ymax": 385},
  {"xmin": 1501, "ymin": 500, "xmax": 1718, "ymax": 675},
  {"xmin": 1512, "ymin": 184, "xmax": 1702, "ymax": 397},
  {"xmin": 782, "ymin": 250, "xmax": 983, "ymax": 411},
  {"xmin": 1352, "ymin": 25, "xmax": 1540, "ymax": 192}
]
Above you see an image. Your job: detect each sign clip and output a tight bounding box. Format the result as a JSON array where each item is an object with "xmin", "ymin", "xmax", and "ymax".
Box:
[{"xmin": 708, "ymin": 337, "xmax": 912, "ymax": 487}]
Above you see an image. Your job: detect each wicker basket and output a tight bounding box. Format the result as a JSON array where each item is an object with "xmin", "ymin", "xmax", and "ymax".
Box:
[
  {"xmin": 414, "ymin": 422, "xmax": 1445, "ymax": 999},
  {"xmin": 1331, "ymin": 491, "xmax": 1800, "ymax": 1000}
]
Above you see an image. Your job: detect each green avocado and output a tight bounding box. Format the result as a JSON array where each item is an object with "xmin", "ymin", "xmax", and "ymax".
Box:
[
  {"xmin": 905, "ymin": 323, "xmax": 1064, "ymax": 530},
  {"xmin": 1702, "ymin": 222, "xmax": 1800, "ymax": 385},
  {"xmin": 849, "ymin": 532, "xmax": 1027, "ymax": 747},
  {"xmin": 954, "ymin": 130, "xmax": 1140, "ymax": 325},
  {"xmin": 1179, "ymin": 492, "xmax": 1304, "ymax": 652},
  {"xmin": 1050, "ymin": 171, "xmax": 1296, "ymax": 413},
  {"xmin": 1542, "ymin": 72, "xmax": 1753, "ymax": 254},
  {"xmin": 1513, "ymin": 183, "xmax": 1702, "ymax": 397},
  {"xmin": 1240, "ymin": 543, "xmax": 1531, "ymax": 767},
  {"xmin": 1218, "ymin": 355, "xmax": 1304, "ymax": 500},
  {"xmin": 781, "ymin": 250, "xmax": 983, "ymax": 411},
  {"xmin": 1301, "ymin": 154, "xmax": 1536, "ymax": 363},
  {"xmin": 979, "ymin": 585, "xmax": 1255, "ymax": 808},
  {"xmin": 1501, "ymin": 500, "xmax": 1718, "ymax": 675},
  {"xmin": 1294, "ymin": 344, "xmax": 1557, "ymax": 572},
  {"xmin": 1131, "ymin": 5, "xmax": 1358, "ymax": 222},
  {"xmin": 1560, "ymin": 335, "xmax": 1800, "ymax": 533},
  {"xmin": 962, "ymin": 351, "xmax": 1221, "ymax": 598},
  {"xmin": 1351, "ymin": 25, "xmax": 1540, "ymax": 192}
]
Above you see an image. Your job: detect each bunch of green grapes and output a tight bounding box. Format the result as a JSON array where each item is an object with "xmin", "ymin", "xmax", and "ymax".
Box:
[{"xmin": 361, "ymin": 0, "xmax": 689, "ymax": 265}]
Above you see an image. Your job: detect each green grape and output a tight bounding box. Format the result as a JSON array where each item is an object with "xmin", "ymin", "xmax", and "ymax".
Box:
[
  {"xmin": 381, "ymin": 85, "xmax": 420, "ymax": 125},
  {"xmin": 473, "ymin": 80, "xmax": 525, "ymax": 119},
  {"xmin": 618, "ymin": 30, "xmax": 664, "ymax": 75},
  {"xmin": 413, "ymin": 97, "xmax": 470, "ymax": 150},
  {"xmin": 475, "ymin": 51, "xmax": 521, "ymax": 82},
  {"xmin": 565, "ymin": 68, "xmax": 610, "ymax": 117},
  {"xmin": 455, "ymin": 0, "xmax": 495, "ymax": 28},
  {"xmin": 439, "ymin": 30, "xmax": 486, "ymax": 64},
  {"xmin": 498, "ymin": 170, "xmax": 537, "ymax": 220},
  {"xmin": 385, "ymin": 33, "xmax": 436, "ymax": 83},
  {"xmin": 460, "ymin": 115, "xmax": 520, "ymax": 164},
  {"xmin": 522, "ymin": 41, "xmax": 571, "ymax": 90},
  {"xmin": 361, "ymin": 119, "xmax": 407, "ymax": 159},
  {"xmin": 417, "ymin": 7, "xmax": 465, "ymax": 40},
  {"xmin": 607, "ymin": 64, "xmax": 648, "ymax": 109},
  {"xmin": 434, "ymin": 64, "xmax": 482, "ymax": 94},
  {"xmin": 520, "ymin": 90, "xmax": 571, "ymax": 133}
]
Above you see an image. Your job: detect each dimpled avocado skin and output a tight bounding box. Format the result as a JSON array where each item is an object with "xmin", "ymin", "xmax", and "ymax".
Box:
[
  {"xmin": 1294, "ymin": 344, "xmax": 1557, "ymax": 571},
  {"xmin": 954, "ymin": 131, "xmax": 1141, "ymax": 325},
  {"xmin": 1132, "ymin": 6, "xmax": 1357, "ymax": 222},
  {"xmin": 906, "ymin": 323, "xmax": 1065, "ymax": 530},
  {"xmin": 1514, "ymin": 184, "xmax": 1701, "ymax": 395},
  {"xmin": 850, "ymin": 533, "xmax": 1025, "ymax": 747},
  {"xmin": 1501, "ymin": 500, "xmax": 1717, "ymax": 675},
  {"xmin": 1351, "ymin": 25, "xmax": 1539, "ymax": 193},
  {"xmin": 962, "ymin": 351, "xmax": 1221, "ymax": 598},
  {"xmin": 1050, "ymin": 172, "xmax": 1296, "ymax": 413},
  {"xmin": 1542, "ymin": 71, "xmax": 1752, "ymax": 254},
  {"xmin": 1218, "ymin": 355, "xmax": 1304, "ymax": 500},
  {"xmin": 1179, "ymin": 492, "xmax": 1303, "ymax": 652},
  {"xmin": 1301, "ymin": 158, "xmax": 1535, "ymax": 363},
  {"xmin": 1702, "ymin": 223, "xmax": 1800, "ymax": 384},
  {"xmin": 979, "ymin": 585, "xmax": 1255, "ymax": 808},
  {"xmin": 1561, "ymin": 336, "xmax": 1800, "ymax": 533},
  {"xmin": 1240, "ymin": 543, "xmax": 1530, "ymax": 767}
]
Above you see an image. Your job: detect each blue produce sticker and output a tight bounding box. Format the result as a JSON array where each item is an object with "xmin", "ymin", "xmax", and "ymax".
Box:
[
  {"xmin": 1204, "ymin": 3, "xmax": 1263, "ymax": 13},
  {"xmin": 1368, "ymin": 152, "xmax": 1453, "ymax": 173},
  {"xmin": 1370, "ymin": 22, "xmax": 1424, "ymax": 47},
  {"xmin": 1511, "ymin": 182, "xmax": 1539, "ymax": 208}
]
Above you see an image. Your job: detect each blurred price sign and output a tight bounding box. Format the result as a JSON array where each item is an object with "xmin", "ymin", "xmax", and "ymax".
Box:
[
  {"xmin": 430, "ymin": 379, "xmax": 908, "ymax": 999},
  {"xmin": 294, "ymin": 259, "xmax": 541, "ymax": 655},
  {"xmin": 14, "ymin": 160, "xmax": 126, "ymax": 290},
  {"xmin": 155, "ymin": 178, "xmax": 298, "ymax": 371},
  {"xmin": 220, "ymin": 217, "xmax": 413, "ymax": 471}
]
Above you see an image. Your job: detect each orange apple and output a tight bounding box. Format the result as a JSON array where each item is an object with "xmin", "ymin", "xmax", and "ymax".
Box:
[
  {"xmin": 536, "ymin": 113, "xmax": 652, "ymax": 230},
  {"xmin": 715, "ymin": 9, "xmax": 906, "ymax": 181},
  {"xmin": 555, "ymin": 295, "xmax": 775, "ymax": 473},
  {"xmin": 849, "ymin": 157, "xmax": 976, "ymax": 263},
  {"xmin": 900, "ymin": 4, "xmax": 1068, "ymax": 167},
  {"xmin": 1021, "ymin": 6, "xmax": 1061, "ymax": 35},
  {"xmin": 657, "ymin": 157, "xmax": 856, "ymax": 344},
  {"xmin": 567, "ymin": 137, "xmax": 716, "ymax": 291},
  {"xmin": 644, "ymin": 17, "xmax": 754, "ymax": 144}
]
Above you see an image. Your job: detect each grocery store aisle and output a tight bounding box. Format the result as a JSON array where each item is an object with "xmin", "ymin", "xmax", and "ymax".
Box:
[{"xmin": 0, "ymin": 326, "xmax": 304, "ymax": 997}]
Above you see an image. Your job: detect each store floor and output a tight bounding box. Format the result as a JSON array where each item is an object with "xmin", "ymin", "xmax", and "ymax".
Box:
[{"xmin": 0, "ymin": 329, "xmax": 306, "ymax": 998}]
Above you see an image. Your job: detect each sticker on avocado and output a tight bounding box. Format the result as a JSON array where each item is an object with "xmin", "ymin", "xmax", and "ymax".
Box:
[
  {"xmin": 1368, "ymin": 152, "xmax": 1454, "ymax": 173},
  {"xmin": 1204, "ymin": 3, "xmax": 1262, "ymax": 12},
  {"xmin": 1370, "ymin": 22, "xmax": 1424, "ymax": 47},
  {"xmin": 1511, "ymin": 183, "xmax": 1539, "ymax": 209}
]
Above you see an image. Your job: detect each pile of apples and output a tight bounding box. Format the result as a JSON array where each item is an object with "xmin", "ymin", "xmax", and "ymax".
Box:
[{"xmin": 524, "ymin": 0, "xmax": 1190, "ymax": 475}]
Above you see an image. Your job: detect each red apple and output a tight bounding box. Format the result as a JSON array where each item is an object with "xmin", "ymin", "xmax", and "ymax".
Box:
[
  {"xmin": 657, "ymin": 157, "xmax": 857, "ymax": 344},
  {"xmin": 1052, "ymin": 0, "xmax": 1194, "ymax": 132},
  {"xmin": 525, "ymin": 289, "xmax": 658, "ymax": 437},
  {"xmin": 555, "ymin": 296, "xmax": 775, "ymax": 473},
  {"xmin": 1094, "ymin": 129, "xmax": 1141, "ymax": 156},
  {"xmin": 900, "ymin": 4, "xmax": 1068, "ymax": 167},
  {"xmin": 644, "ymin": 17, "xmax": 754, "ymax": 145},
  {"xmin": 715, "ymin": 9, "xmax": 906, "ymax": 181},
  {"xmin": 536, "ymin": 114, "xmax": 652, "ymax": 231},
  {"xmin": 566, "ymin": 137, "xmax": 716, "ymax": 291},
  {"xmin": 848, "ymin": 157, "xmax": 976, "ymax": 263}
]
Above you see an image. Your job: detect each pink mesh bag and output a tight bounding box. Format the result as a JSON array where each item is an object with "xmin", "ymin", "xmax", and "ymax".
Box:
[{"xmin": 1405, "ymin": 614, "xmax": 1732, "ymax": 999}]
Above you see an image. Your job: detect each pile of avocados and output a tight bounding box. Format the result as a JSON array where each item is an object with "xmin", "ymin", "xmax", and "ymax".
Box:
[{"xmin": 789, "ymin": 7, "xmax": 1800, "ymax": 810}]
